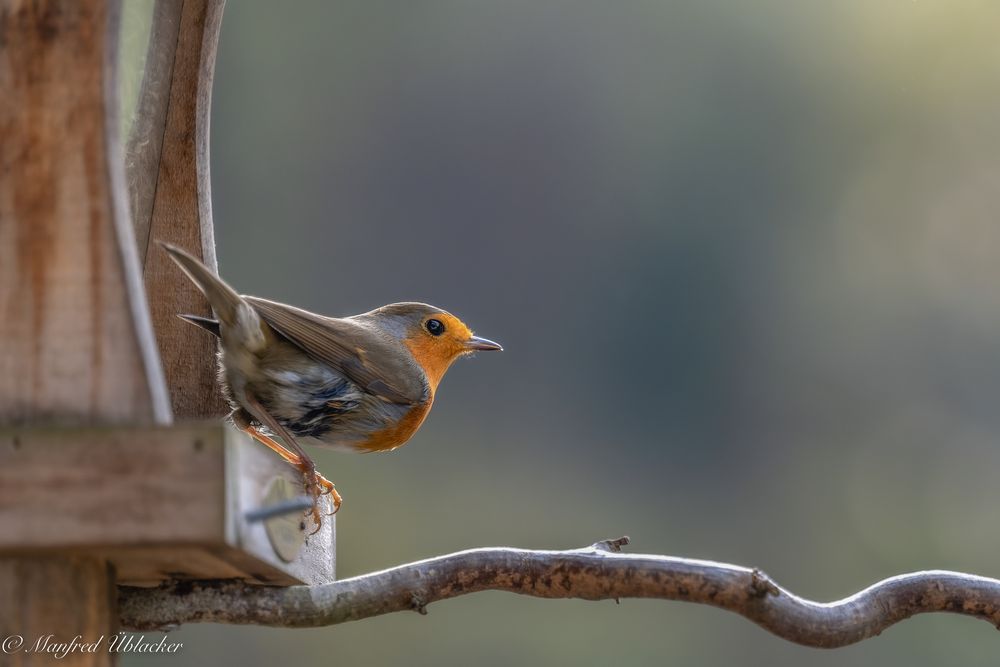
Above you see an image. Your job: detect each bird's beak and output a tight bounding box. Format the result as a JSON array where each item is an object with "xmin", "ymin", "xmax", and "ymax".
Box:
[{"xmin": 465, "ymin": 335, "xmax": 503, "ymax": 352}]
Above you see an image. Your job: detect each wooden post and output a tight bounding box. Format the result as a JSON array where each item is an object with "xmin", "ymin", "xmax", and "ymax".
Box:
[
  {"xmin": 0, "ymin": 0, "xmax": 169, "ymax": 664},
  {"xmin": 0, "ymin": 558, "xmax": 117, "ymax": 666}
]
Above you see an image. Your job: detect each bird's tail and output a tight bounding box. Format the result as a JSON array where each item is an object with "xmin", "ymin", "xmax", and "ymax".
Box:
[{"xmin": 159, "ymin": 242, "xmax": 243, "ymax": 328}]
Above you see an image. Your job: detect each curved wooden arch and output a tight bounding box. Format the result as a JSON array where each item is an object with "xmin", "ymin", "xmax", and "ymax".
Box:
[{"xmin": 128, "ymin": 0, "xmax": 228, "ymax": 419}]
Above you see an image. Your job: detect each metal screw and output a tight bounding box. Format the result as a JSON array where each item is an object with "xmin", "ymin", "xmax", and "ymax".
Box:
[{"xmin": 244, "ymin": 495, "xmax": 313, "ymax": 523}]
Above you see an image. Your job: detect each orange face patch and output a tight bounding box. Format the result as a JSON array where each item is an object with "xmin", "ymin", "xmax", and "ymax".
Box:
[{"xmin": 402, "ymin": 312, "xmax": 475, "ymax": 392}]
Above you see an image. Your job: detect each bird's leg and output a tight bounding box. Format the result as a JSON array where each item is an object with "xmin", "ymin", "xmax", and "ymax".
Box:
[
  {"xmin": 234, "ymin": 403, "xmax": 342, "ymax": 534},
  {"xmin": 232, "ymin": 408, "xmax": 305, "ymax": 466},
  {"xmin": 239, "ymin": 414, "xmax": 341, "ymax": 533}
]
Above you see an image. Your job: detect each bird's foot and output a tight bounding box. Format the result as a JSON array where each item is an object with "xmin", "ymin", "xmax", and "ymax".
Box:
[{"xmin": 302, "ymin": 467, "xmax": 342, "ymax": 534}]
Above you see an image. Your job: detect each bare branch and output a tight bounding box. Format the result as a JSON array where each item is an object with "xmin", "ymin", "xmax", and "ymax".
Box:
[{"xmin": 118, "ymin": 537, "xmax": 1000, "ymax": 648}]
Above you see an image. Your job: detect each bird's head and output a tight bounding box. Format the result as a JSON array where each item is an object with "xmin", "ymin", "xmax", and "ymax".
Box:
[{"xmin": 364, "ymin": 302, "xmax": 502, "ymax": 391}]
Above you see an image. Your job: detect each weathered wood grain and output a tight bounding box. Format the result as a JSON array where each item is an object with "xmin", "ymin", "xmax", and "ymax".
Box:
[
  {"xmin": 0, "ymin": 557, "xmax": 116, "ymax": 666},
  {"xmin": 0, "ymin": 3, "xmax": 334, "ymax": 654},
  {"xmin": 0, "ymin": 0, "xmax": 171, "ymax": 426},
  {"xmin": 135, "ymin": 0, "xmax": 229, "ymax": 420},
  {"xmin": 126, "ymin": 0, "xmax": 183, "ymax": 253},
  {"xmin": 0, "ymin": 2, "xmax": 171, "ymax": 661},
  {"xmin": 0, "ymin": 423, "xmax": 335, "ymax": 586}
]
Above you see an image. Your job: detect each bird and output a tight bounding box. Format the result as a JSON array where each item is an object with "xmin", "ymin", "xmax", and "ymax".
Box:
[{"xmin": 160, "ymin": 242, "xmax": 502, "ymax": 532}]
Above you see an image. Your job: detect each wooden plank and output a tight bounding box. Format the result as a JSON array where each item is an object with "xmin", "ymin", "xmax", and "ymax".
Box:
[
  {"xmin": 0, "ymin": 557, "xmax": 116, "ymax": 666},
  {"xmin": 136, "ymin": 0, "xmax": 229, "ymax": 420},
  {"xmin": 0, "ymin": 424, "xmax": 226, "ymax": 548},
  {"xmin": 0, "ymin": 0, "xmax": 172, "ymax": 426},
  {"xmin": 0, "ymin": 423, "xmax": 336, "ymax": 586}
]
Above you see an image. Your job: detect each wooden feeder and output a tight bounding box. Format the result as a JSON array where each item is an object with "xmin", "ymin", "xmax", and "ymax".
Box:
[{"xmin": 0, "ymin": 0, "xmax": 334, "ymax": 661}]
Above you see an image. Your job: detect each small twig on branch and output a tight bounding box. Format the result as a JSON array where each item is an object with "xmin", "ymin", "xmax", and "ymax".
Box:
[{"xmin": 118, "ymin": 537, "xmax": 1000, "ymax": 648}]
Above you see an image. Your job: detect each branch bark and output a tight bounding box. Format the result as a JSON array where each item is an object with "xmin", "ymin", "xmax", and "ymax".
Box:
[{"xmin": 118, "ymin": 537, "xmax": 1000, "ymax": 648}]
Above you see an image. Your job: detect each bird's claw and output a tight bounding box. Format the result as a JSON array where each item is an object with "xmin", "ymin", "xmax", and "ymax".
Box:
[{"xmin": 302, "ymin": 468, "xmax": 343, "ymax": 534}]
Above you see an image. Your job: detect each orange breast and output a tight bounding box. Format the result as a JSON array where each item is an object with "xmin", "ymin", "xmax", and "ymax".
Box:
[
  {"xmin": 403, "ymin": 337, "xmax": 453, "ymax": 393},
  {"xmin": 356, "ymin": 398, "xmax": 434, "ymax": 453}
]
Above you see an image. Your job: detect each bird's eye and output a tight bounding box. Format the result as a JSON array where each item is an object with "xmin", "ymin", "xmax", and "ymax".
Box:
[{"xmin": 425, "ymin": 318, "xmax": 445, "ymax": 336}]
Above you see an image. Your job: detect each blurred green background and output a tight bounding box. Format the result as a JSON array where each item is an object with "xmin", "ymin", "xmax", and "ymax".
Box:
[{"xmin": 122, "ymin": 1, "xmax": 1000, "ymax": 664}]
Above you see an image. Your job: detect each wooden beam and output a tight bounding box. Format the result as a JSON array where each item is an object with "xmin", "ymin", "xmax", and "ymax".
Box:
[
  {"xmin": 131, "ymin": 0, "xmax": 229, "ymax": 420},
  {"xmin": 0, "ymin": 424, "xmax": 335, "ymax": 586}
]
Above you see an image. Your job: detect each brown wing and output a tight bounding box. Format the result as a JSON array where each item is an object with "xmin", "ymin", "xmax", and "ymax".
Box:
[{"xmin": 245, "ymin": 297, "xmax": 427, "ymax": 406}]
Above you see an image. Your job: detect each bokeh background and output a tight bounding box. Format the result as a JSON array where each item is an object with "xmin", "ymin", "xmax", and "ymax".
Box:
[{"xmin": 122, "ymin": 1, "xmax": 1000, "ymax": 665}]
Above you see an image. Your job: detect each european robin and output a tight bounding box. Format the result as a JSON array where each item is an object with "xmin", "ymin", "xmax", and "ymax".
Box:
[{"xmin": 160, "ymin": 243, "xmax": 502, "ymax": 531}]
